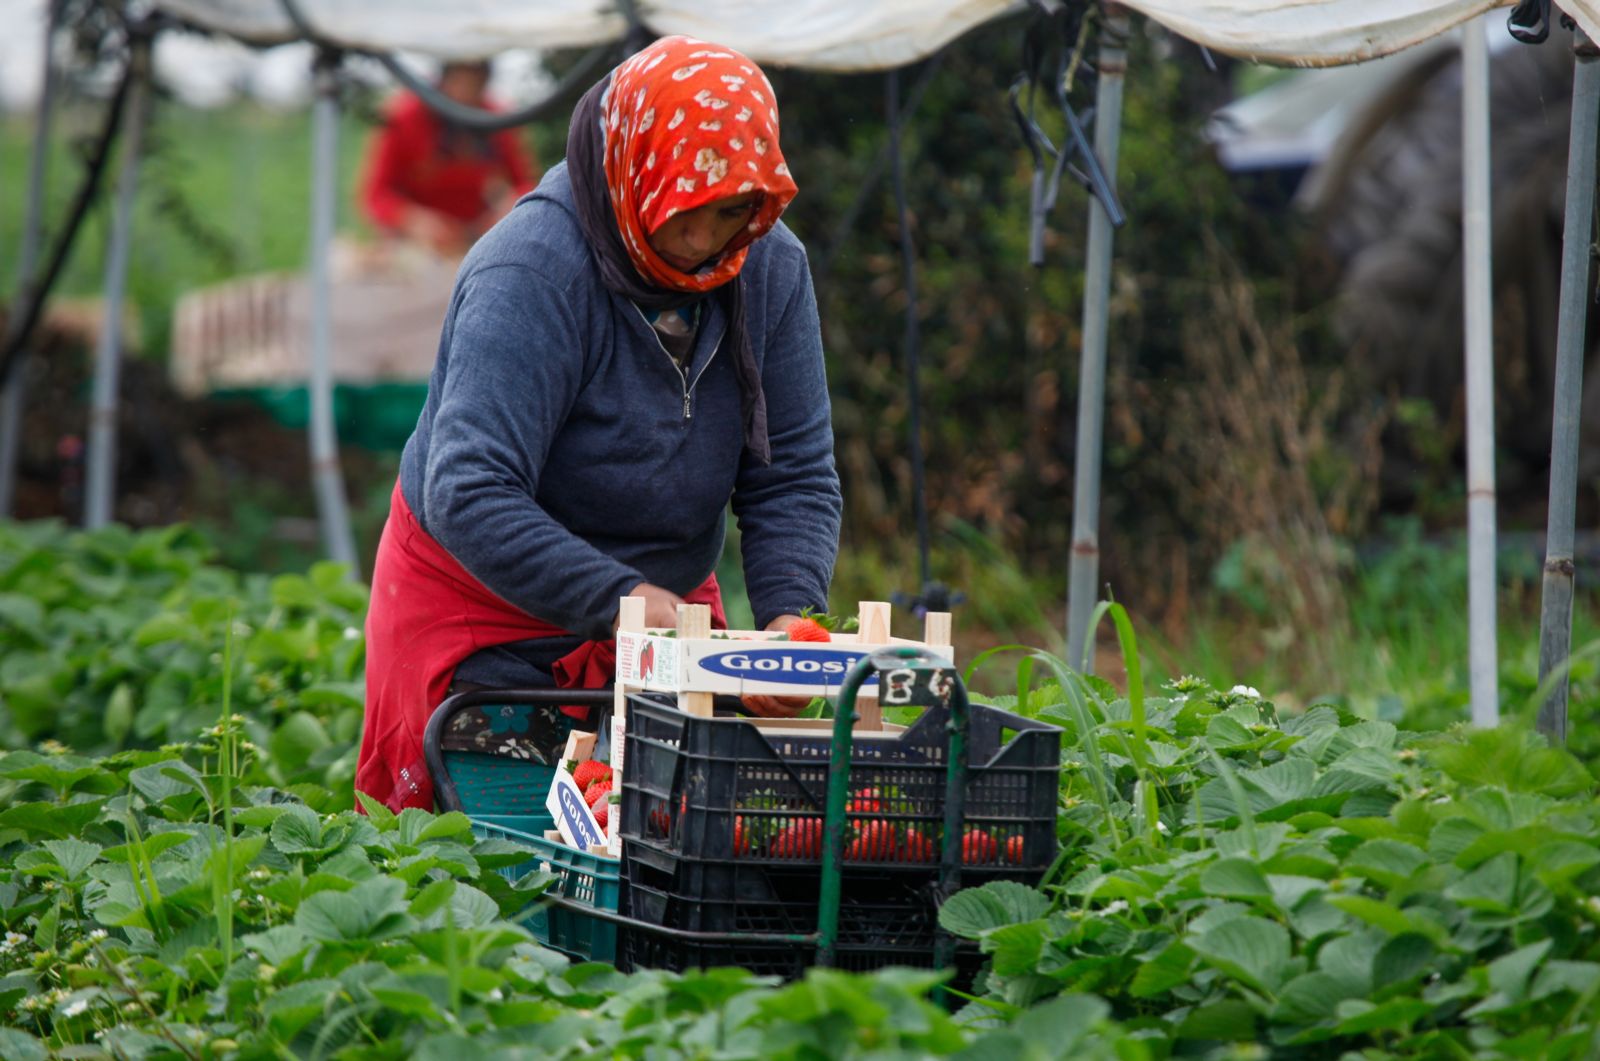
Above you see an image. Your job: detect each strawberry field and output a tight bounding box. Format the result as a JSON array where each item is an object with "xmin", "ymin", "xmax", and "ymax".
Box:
[{"xmin": 2, "ymin": 521, "xmax": 1599, "ymax": 1059}]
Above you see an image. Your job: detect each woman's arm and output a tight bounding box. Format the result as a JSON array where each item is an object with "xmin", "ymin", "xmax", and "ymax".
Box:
[
  {"xmin": 731, "ymin": 252, "xmax": 843, "ymax": 628},
  {"xmin": 423, "ymin": 263, "xmax": 646, "ymax": 639}
]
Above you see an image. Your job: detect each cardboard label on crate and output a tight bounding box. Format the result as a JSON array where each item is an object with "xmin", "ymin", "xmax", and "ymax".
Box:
[
  {"xmin": 616, "ymin": 632, "xmax": 679, "ymax": 689},
  {"xmin": 685, "ymin": 645, "xmax": 955, "ymax": 695},
  {"xmin": 608, "ymin": 712, "xmax": 625, "ymax": 858},
  {"xmin": 546, "ymin": 768, "xmax": 605, "ymax": 851},
  {"xmin": 618, "ymin": 630, "xmax": 954, "ymax": 696},
  {"xmin": 696, "ymin": 648, "xmax": 879, "ymax": 686}
]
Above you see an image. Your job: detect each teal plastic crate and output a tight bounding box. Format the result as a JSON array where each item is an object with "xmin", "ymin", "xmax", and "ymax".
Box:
[
  {"xmin": 445, "ymin": 754, "xmax": 560, "ymax": 815},
  {"xmin": 471, "ymin": 815, "xmax": 621, "ymax": 963}
]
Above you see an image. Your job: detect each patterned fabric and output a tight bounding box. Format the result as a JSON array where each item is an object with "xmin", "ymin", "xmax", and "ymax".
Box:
[
  {"xmin": 440, "ymin": 703, "xmax": 575, "ymax": 764},
  {"xmin": 603, "ymin": 35, "xmax": 799, "ymax": 293}
]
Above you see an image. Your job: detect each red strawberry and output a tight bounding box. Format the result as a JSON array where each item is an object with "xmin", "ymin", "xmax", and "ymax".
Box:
[
  {"xmin": 585, "ymin": 780, "xmax": 612, "ymax": 808},
  {"xmin": 648, "ymin": 806, "xmax": 670, "ymax": 836},
  {"xmin": 593, "ymin": 799, "xmax": 610, "ymax": 831},
  {"xmin": 1004, "ymin": 835, "xmax": 1026, "ymax": 864},
  {"xmin": 770, "ymin": 818, "xmax": 821, "ymax": 859},
  {"xmin": 961, "ymin": 829, "xmax": 998, "ymax": 864},
  {"xmin": 786, "ymin": 618, "xmax": 832, "ymax": 642},
  {"xmin": 901, "ymin": 828, "xmax": 936, "ymax": 863},
  {"xmin": 573, "ymin": 760, "xmax": 611, "ymax": 793},
  {"xmin": 848, "ymin": 788, "xmax": 883, "ymax": 815},
  {"xmin": 733, "ymin": 816, "xmax": 751, "ymax": 856},
  {"xmin": 845, "ymin": 820, "xmax": 897, "ymax": 861}
]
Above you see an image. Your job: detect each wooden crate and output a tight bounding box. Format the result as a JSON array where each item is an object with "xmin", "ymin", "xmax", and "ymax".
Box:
[{"xmin": 605, "ymin": 598, "xmax": 953, "ymax": 856}]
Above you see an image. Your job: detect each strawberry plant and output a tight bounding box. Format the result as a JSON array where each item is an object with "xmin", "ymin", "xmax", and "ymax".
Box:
[{"xmin": 943, "ymin": 611, "xmax": 1600, "ymax": 1059}]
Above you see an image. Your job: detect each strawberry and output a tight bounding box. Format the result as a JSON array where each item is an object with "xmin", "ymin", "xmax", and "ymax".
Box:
[
  {"xmin": 648, "ymin": 806, "xmax": 670, "ymax": 836},
  {"xmin": 593, "ymin": 799, "xmax": 609, "ymax": 831},
  {"xmin": 848, "ymin": 788, "xmax": 883, "ymax": 815},
  {"xmin": 786, "ymin": 617, "xmax": 832, "ymax": 642},
  {"xmin": 1004, "ymin": 835, "xmax": 1026, "ymax": 865},
  {"xmin": 901, "ymin": 828, "xmax": 936, "ymax": 863},
  {"xmin": 584, "ymin": 780, "xmax": 612, "ymax": 808},
  {"xmin": 961, "ymin": 828, "xmax": 998, "ymax": 865},
  {"xmin": 769, "ymin": 817, "xmax": 821, "ymax": 859},
  {"xmin": 733, "ymin": 816, "xmax": 751, "ymax": 856},
  {"xmin": 572, "ymin": 760, "xmax": 611, "ymax": 793},
  {"xmin": 845, "ymin": 820, "xmax": 897, "ymax": 861}
]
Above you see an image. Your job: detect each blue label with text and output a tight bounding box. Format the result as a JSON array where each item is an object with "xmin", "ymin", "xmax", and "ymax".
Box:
[
  {"xmin": 698, "ymin": 649, "xmax": 879, "ymax": 686},
  {"xmin": 558, "ymin": 785, "xmax": 602, "ymax": 848}
]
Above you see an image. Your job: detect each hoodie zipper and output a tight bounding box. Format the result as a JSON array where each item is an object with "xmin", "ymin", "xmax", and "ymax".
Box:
[{"xmin": 631, "ymin": 304, "xmax": 721, "ymax": 420}]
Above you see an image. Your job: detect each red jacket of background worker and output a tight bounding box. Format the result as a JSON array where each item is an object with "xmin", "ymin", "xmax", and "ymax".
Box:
[{"xmin": 360, "ymin": 92, "xmax": 538, "ymax": 230}]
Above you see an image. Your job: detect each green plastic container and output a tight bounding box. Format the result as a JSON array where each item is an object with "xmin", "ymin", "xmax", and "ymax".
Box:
[
  {"xmin": 471, "ymin": 815, "xmax": 621, "ymax": 963},
  {"xmin": 213, "ymin": 382, "xmax": 427, "ymax": 451}
]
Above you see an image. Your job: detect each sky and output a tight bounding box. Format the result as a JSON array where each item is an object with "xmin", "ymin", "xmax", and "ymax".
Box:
[{"xmin": 0, "ymin": 0, "xmax": 555, "ymax": 112}]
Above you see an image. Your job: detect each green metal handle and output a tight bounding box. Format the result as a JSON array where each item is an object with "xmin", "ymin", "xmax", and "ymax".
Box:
[{"xmin": 818, "ymin": 645, "xmax": 964, "ymax": 969}]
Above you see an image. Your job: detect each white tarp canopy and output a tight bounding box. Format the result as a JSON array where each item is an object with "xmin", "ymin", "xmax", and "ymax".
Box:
[{"xmin": 151, "ymin": 0, "xmax": 1600, "ymax": 72}]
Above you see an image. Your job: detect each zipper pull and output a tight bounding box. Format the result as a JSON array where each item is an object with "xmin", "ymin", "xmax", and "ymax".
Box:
[{"xmin": 683, "ymin": 391, "xmax": 692, "ymax": 419}]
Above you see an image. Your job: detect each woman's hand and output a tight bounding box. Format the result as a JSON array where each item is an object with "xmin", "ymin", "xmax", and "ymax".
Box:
[
  {"xmin": 739, "ymin": 614, "xmax": 812, "ymax": 717},
  {"xmin": 619, "ymin": 582, "xmax": 687, "ymax": 630}
]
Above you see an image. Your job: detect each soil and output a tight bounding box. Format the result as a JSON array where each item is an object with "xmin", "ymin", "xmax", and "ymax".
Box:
[{"xmin": 4, "ymin": 320, "xmax": 395, "ymax": 552}]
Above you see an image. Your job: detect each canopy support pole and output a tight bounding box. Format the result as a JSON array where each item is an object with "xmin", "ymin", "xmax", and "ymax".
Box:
[
  {"xmin": 1536, "ymin": 27, "xmax": 1600, "ymax": 744},
  {"xmin": 1066, "ymin": 6, "xmax": 1128, "ymax": 674},
  {"xmin": 308, "ymin": 49, "xmax": 360, "ymax": 576},
  {"xmin": 1461, "ymin": 17, "xmax": 1499, "ymax": 726},
  {"xmin": 0, "ymin": 0, "xmax": 60, "ymax": 517},
  {"xmin": 84, "ymin": 32, "xmax": 152, "ymax": 530}
]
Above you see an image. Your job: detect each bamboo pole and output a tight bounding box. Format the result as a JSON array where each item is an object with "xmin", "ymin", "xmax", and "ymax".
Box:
[
  {"xmin": 308, "ymin": 50, "xmax": 360, "ymax": 575},
  {"xmin": 1461, "ymin": 17, "xmax": 1499, "ymax": 727},
  {"xmin": 1536, "ymin": 27, "xmax": 1600, "ymax": 744},
  {"xmin": 84, "ymin": 33, "xmax": 152, "ymax": 530},
  {"xmin": 0, "ymin": 0, "xmax": 60, "ymax": 517},
  {"xmin": 1066, "ymin": 6, "xmax": 1129, "ymax": 674}
]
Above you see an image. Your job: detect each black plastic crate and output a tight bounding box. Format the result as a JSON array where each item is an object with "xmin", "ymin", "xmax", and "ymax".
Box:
[
  {"xmin": 623, "ymin": 842, "xmax": 947, "ymax": 942},
  {"xmin": 616, "ymin": 860, "xmax": 994, "ymax": 981},
  {"xmin": 620, "ymin": 923, "xmax": 982, "ymax": 978},
  {"xmin": 620, "ymin": 693, "xmax": 1061, "ymax": 871}
]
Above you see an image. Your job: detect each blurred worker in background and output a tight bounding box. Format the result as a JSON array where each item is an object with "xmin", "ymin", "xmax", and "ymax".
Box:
[{"xmin": 360, "ymin": 59, "xmax": 540, "ymax": 258}]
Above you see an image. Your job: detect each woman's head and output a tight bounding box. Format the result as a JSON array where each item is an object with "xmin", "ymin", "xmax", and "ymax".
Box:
[
  {"xmin": 439, "ymin": 60, "xmax": 492, "ymax": 106},
  {"xmin": 600, "ymin": 36, "xmax": 797, "ymax": 292}
]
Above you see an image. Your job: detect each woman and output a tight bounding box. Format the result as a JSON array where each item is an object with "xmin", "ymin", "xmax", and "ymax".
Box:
[
  {"xmin": 360, "ymin": 60, "xmax": 540, "ymax": 257},
  {"xmin": 357, "ymin": 37, "xmax": 843, "ymax": 812}
]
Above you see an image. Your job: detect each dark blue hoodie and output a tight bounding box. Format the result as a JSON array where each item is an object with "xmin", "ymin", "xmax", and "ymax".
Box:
[{"xmin": 397, "ymin": 162, "xmax": 842, "ymax": 680}]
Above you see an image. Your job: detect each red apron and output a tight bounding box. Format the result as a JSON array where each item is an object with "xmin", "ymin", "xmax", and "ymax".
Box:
[{"xmin": 356, "ymin": 479, "xmax": 725, "ymax": 811}]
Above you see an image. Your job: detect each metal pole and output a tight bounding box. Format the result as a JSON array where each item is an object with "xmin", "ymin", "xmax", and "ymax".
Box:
[
  {"xmin": 308, "ymin": 50, "xmax": 360, "ymax": 575},
  {"xmin": 1461, "ymin": 18, "xmax": 1499, "ymax": 726},
  {"xmin": 1066, "ymin": 6, "xmax": 1129, "ymax": 674},
  {"xmin": 1536, "ymin": 28, "xmax": 1600, "ymax": 744},
  {"xmin": 83, "ymin": 32, "xmax": 152, "ymax": 530},
  {"xmin": 0, "ymin": 0, "xmax": 60, "ymax": 516}
]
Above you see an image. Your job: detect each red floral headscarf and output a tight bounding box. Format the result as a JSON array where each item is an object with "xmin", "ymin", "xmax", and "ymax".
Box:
[{"xmin": 601, "ymin": 36, "xmax": 798, "ymax": 291}]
